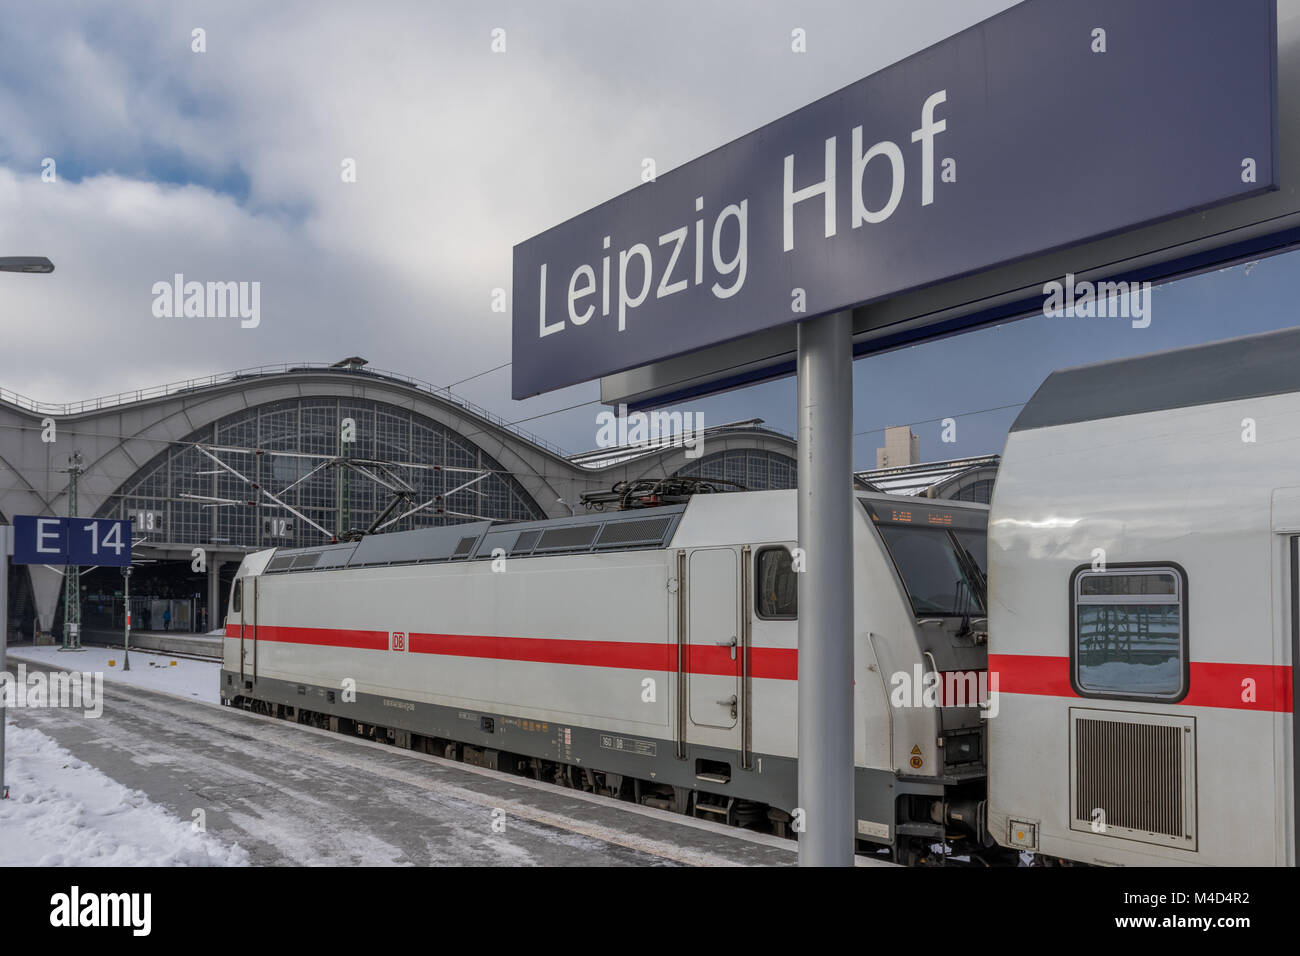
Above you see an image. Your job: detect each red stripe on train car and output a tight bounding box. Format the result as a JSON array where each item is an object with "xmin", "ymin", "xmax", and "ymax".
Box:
[
  {"xmin": 408, "ymin": 632, "xmax": 676, "ymax": 670},
  {"xmin": 254, "ymin": 625, "xmax": 389, "ymax": 651},
  {"xmin": 225, "ymin": 623, "xmax": 799, "ymax": 678},
  {"xmin": 989, "ymin": 653, "xmax": 1294, "ymax": 712}
]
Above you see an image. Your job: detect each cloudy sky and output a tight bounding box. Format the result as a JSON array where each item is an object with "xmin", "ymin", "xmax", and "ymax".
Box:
[{"xmin": 2, "ymin": 0, "xmax": 1296, "ymax": 468}]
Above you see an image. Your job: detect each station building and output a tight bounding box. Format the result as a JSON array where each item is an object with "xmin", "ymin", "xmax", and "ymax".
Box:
[
  {"xmin": 854, "ymin": 454, "xmax": 1000, "ymax": 504},
  {"xmin": 0, "ymin": 361, "xmax": 797, "ymax": 642}
]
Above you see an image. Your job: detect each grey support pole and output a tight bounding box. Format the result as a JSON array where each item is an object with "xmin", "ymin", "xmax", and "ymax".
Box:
[
  {"xmin": 208, "ymin": 560, "xmax": 221, "ymax": 634},
  {"xmin": 122, "ymin": 566, "xmax": 132, "ymax": 671},
  {"xmin": 796, "ymin": 309, "xmax": 855, "ymax": 866},
  {"xmin": 1, "ymin": 525, "xmax": 10, "ymax": 798}
]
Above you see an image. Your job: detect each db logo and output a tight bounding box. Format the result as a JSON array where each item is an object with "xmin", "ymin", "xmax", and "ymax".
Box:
[{"xmin": 390, "ymin": 631, "xmax": 407, "ymax": 652}]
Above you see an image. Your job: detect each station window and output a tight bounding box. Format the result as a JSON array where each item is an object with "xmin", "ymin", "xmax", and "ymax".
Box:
[
  {"xmin": 756, "ymin": 546, "xmax": 797, "ymax": 620},
  {"xmin": 231, "ymin": 579, "xmax": 243, "ymax": 614},
  {"xmin": 1071, "ymin": 565, "xmax": 1186, "ymax": 700}
]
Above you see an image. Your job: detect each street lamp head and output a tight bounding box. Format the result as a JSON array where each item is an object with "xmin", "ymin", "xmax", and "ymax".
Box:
[{"xmin": 0, "ymin": 256, "xmax": 55, "ymax": 274}]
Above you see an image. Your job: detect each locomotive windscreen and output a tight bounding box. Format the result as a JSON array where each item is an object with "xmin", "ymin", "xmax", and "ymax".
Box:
[{"xmin": 862, "ymin": 500, "xmax": 988, "ymax": 617}]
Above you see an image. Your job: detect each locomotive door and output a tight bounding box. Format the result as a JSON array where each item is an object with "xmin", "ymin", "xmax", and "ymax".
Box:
[
  {"xmin": 236, "ymin": 578, "xmax": 246, "ymax": 682},
  {"xmin": 1291, "ymin": 537, "xmax": 1300, "ymax": 866},
  {"xmin": 686, "ymin": 548, "xmax": 741, "ymax": 748},
  {"xmin": 239, "ymin": 575, "xmax": 259, "ymax": 684}
]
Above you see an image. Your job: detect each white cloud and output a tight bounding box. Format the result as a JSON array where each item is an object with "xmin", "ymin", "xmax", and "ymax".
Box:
[{"xmin": 0, "ymin": 0, "xmax": 1019, "ymax": 447}]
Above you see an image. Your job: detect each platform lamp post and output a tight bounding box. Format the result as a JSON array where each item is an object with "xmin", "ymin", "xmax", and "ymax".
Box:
[
  {"xmin": 121, "ymin": 565, "xmax": 133, "ymax": 671},
  {"xmin": 0, "ymin": 255, "xmax": 54, "ymax": 798},
  {"xmin": 59, "ymin": 451, "xmax": 85, "ymax": 651}
]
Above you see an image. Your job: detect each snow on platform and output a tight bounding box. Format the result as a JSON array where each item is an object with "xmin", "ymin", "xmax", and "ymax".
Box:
[
  {"xmin": 4, "ymin": 650, "xmax": 892, "ymax": 866},
  {"xmin": 0, "ymin": 723, "xmax": 250, "ymax": 866},
  {"xmin": 8, "ymin": 643, "xmax": 220, "ymax": 703},
  {"xmin": 82, "ymin": 628, "xmax": 222, "ymax": 660}
]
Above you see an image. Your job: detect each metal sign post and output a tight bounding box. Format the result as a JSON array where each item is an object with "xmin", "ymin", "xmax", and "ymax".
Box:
[
  {"xmin": 1, "ymin": 524, "xmax": 10, "ymax": 799},
  {"xmin": 796, "ymin": 311, "xmax": 855, "ymax": 865},
  {"xmin": 61, "ymin": 452, "xmax": 84, "ymax": 651},
  {"xmin": 122, "ymin": 566, "xmax": 133, "ymax": 671}
]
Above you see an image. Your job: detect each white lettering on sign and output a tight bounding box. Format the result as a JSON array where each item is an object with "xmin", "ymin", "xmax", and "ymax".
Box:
[
  {"xmin": 534, "ymin": 88, "xmax": 947, "ymax": 344},
  {"xmin": 535, "ymin": 197, "xmax": 750, "ymax": 339},
  {"xmin": 785, "ymin": 89, "xmax": 947, "ymax": 251},
  {"xmin": 785, "ymin": 135, "xmax": 836, "ymax": 251},
  {"xmin": 83, "ymin": 521, "xmax": 125, "ymax": 557},
  {"xmin": 36, "ymin": 518, "xmax": 60, "ymax": 553}
]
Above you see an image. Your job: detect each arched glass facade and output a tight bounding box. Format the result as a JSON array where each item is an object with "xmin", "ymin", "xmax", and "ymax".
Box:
[
  {"xmin": 950, "ymin": 478, "xmax": 995, "ymax": 504},
  {"xmin": 95, "ymin": 397, "xmax": 544, "ymax": 550},
  {"xmin": 673, "ymin": 449, "xmax": 797, "ymax": 490}
]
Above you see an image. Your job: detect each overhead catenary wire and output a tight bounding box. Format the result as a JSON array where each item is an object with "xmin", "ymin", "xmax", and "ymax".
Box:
[{"xmin": 852, "ymin": 402, "xmax": 1026, "ymax": 438}]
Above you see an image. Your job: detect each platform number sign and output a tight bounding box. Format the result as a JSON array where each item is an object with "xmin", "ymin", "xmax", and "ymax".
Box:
[
  {"xmin": 133, "ymin": 510, "xmax": 162, "ymax": 532},
  {"xmin": 263, "ymin": 517, "xmax": 293, "ymax": 538},
  {"xmin": 11, "ymin": 515, "xmax": 133, "ymax": 567}
]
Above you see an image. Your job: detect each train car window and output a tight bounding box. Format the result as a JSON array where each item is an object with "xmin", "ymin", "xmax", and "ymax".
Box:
[
  {"xmin": 1071, "ymin": 565, "xmax": 1186, "ymax": 701},
  {"xmin": 756, "ymin": 547, "xmax": 797, "ymax": 619},
  {"xmin": 231, "ymin": 579, "xmax": 242, "ymax": 614}
]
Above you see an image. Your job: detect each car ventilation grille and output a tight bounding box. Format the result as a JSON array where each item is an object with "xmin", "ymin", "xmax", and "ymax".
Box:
[
  {"xmin": 266, "ymin": 554, "xmax": 295, "ymax": 573},
  {"xmin": 595, "ymin": 516, "xmax": 673, "ymax": 548},
  {"xmin": 290, "ymin": 552, "xmax": 321, "ymax": 569},
  {"xmin": 534, "ymin": 524, "xmax": 600, "ymax": 552},
  {"xmin": 452, "ymin": 535, "xmax": 479, "ymax": 557},
  {"xmin": 1070, "ymin": 708, "xmax": 1195, "ymax": 849}
]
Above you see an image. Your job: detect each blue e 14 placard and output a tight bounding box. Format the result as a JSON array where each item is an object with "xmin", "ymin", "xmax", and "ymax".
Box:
[
  {"xmin": 11, "ymin": 516, "xmax": 132, "ymax": 567},
  {"xmin": 67, "ymin": 518, "xmax": 132, "ymax": 566}
]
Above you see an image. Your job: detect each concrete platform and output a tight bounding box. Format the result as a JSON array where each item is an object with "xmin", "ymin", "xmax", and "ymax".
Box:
[
  {"xmin": 81, "ymin": 628, "xmax": 222, "ymax": 659},
  {"xmin": 6, "ymin": 652, "xmax": 891, "ymax": 866}
]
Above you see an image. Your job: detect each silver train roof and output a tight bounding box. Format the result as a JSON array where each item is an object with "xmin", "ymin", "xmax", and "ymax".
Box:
[
  {"xmin": 1011, "ymin": 326, "xmax": 1300, "ymax": 432},
  {"xmin": 263, "ymin": 504, "xmax": 689, "ymax": 574}
]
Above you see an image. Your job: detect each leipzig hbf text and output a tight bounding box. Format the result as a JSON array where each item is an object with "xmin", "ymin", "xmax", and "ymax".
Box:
[{"xmin": 534, "ymin": 89, "xmax": 949, "ymax": 341}]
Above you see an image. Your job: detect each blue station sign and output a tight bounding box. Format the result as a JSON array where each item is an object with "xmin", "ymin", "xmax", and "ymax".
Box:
[
  {"xmin": 512, "ymin": 0, "xmax": 1278, "ymax": 398},
  {"xmin": 12, "ymin": 516, "xmax": 133, "ymax": 567}
]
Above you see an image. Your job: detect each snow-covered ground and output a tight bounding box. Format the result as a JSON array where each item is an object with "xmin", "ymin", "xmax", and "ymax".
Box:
[
  {"xmin": 1, "ymin": 646, "xmax": 810, "ymax": 866},
  {"xmin": 0, "ymin": 723, "xmax": 250, "ymax": 866},
  {"xmin": 8, "ymin": 645, "xmax": 221, "ymax": 705}
]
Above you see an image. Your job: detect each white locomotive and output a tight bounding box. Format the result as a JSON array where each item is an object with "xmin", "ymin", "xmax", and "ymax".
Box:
[
  {"xmin": 224, "ymin": 326, "xmax": 1300, "ymax": 867},
  {"xmin": 222, "ymin": 487, "xmax": 993, "ymax": 862}
]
